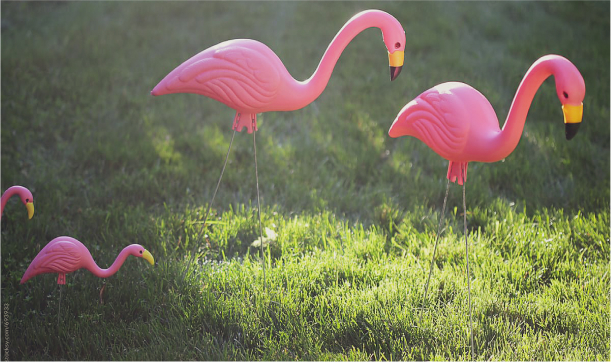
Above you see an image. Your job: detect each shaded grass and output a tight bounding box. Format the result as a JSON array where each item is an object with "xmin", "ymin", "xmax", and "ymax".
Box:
[{"xmin": 1, "ymin": 1, "xmax": 609, "ymax": 360}]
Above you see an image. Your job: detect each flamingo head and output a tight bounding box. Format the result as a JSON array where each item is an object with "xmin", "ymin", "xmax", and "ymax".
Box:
[
  {"xmin": 551, "ymin": 56, "xmax": 585, "ymax": 140},
  {"xmin": 381, "ymin": 15, "xmax": 406, "ymax": 81},
  {"xmin": 127, "ymin": 244, "xmax": 155, "ymax": 266},
  {"xmin": 386, "ymin": 38, "xmax": 405, "ymax": 81},
  {"xmin": 350, "ymin": 9, "xmax": 406, "ymax": 81},
  {"xmin": 19, "ymin": 188, "xmax": 34, "ymax": 220}
]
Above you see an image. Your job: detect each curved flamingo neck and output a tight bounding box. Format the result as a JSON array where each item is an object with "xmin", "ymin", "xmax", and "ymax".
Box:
[
  {"xmin": 1, "ymin": 186, "xmax": 25, "ymax": 215},
  {"xmin": 296, "ymin": 10, "xmax": 399, "ymax": 106},
  {"xmin": 87, "ymin": 246, "xmax": 132, "ymax": 278},
  {"xmin": 494, "ymin": 58, "xmax": 557, "ymax": 159}
]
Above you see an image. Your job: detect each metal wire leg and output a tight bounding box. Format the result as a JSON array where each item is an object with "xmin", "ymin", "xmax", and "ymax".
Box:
[
  {"xmin": 58, "ymin": 284, "xmax": 62, "ymax": 326},
  {"xmin": 253, "ymin": 125, "xmax": 266, "ymax": 290},
  {"xmin": 182, "ymin": 129, "xmax": 236, "ymax": 281},
  {"xmin": 463, "ymin": 166, "xmax": 475, "ymax": 359},
  {"xmin": 422, "ymin": 178, "xmax": 451, "ymax": 301}
]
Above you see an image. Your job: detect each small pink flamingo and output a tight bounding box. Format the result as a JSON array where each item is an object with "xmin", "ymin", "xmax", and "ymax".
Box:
[
  {"xmin": 152, "ymin": 9, "xmax": 406, "ymax": 284},
  {"xmin": 20, "ymin": 236, "xmax": 155, "ymax": 285},
  {"xmin": 388, "ymin": 54, "xmax": 585, "ymax": 358},
  {"xmin": 1, "ymin": 185, "xmax": 34, "ymax": 219}
]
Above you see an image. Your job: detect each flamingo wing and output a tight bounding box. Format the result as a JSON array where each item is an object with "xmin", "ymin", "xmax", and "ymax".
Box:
[
  {"xmin": 21, "ymin": 240, "xmax": 84, "ymax": 283},
  {"xmin": 161, "ymin": 43, "xmax": 282, "ymax": 111},
  {"xmin": 390, "ymin": 85, "xmax": 470, "ymax": 159}
]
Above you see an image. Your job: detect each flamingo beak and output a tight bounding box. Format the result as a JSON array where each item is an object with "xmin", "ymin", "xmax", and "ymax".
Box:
[
  {"xmin": 142, "ymin": 249, "xmax": 155, "ymax": 266},
  {"xmin": 26, "ymin": 202, "xmax": 34, "ymax": 220},
  {"xmin": 388, "ymin": 51, "xmax": 404, "ymax": 81},
  {"xmin": 563, "ymin": 103, "xmax": 583, "ymax": 140}
]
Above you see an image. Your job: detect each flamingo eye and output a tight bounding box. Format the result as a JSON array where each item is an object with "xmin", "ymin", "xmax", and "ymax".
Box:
[
  {"xmin": 394, "ymin": 42, "xmax": 401, "ymax": 49},
  {"xmin": 139, "ymin": 250, "xmax": 143, "ymax": 254},
  {"xmin": 563, "ymin": 91, "xmax": 569, "ymax": 99},
  {"xmin": 25, "ymin": 198, "xmax": 30, "ymax": 203}
]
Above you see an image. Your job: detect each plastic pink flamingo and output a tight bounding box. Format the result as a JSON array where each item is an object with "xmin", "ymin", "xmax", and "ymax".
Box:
[
  {"xmin": 151, "ymin": 9, "xmax": 405, "ymax": 133},
  {"xmin": 20, "ymin": 236, "xmax": 155, "ymax": 325},
  {"xmin": 1, "ymin": 185, "xmax": 34, "ymax": 219},
  {"xmin": 388, "ymin": 54, "xmax": 585, "ymax": 358},
  {"xmin": 20, "ymin": 236, "xmax": 155, "ymax": 285},
  {"xmin": 152, "ymin": 9, "xmax": 406, "ymax": 283}
]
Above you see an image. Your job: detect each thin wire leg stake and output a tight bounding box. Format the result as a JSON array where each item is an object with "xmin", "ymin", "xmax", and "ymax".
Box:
[
  {"xmin": 253, "ymin": 125, "xmax": 266, "ymax": 289},
  {"xmin": 422, "ymin": 178, "xmax": 451, "ymax": 301},
  {"xmin": 181, "ymin": 129, "xmax": 236, "ymax": 281},
  {"xmin": 418, "ymin": 178, "xmax": 451, "ymax": 326},
  {"xmin": 463, "ymin": 166, "xmax": 475, "ymax": 359}
]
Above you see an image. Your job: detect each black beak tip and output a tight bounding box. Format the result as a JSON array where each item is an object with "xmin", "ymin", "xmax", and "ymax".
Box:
[
  {"xmin": 390, "ymin": 66, "xmax": 403, "ymax": 81},
  {"xmin": 565, "ymin": 122, "xmax": 581, "ymax": 140}
]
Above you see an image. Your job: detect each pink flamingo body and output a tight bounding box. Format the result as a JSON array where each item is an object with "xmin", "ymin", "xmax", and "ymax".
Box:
[
  {"xmin": 20, "ymin": 236, "xmax": 155, "ymax": 285},
  {"xmin": 389, "ymin": 55, "xmax": 585, "ymax": 185},
  {"xmin": 1, "ymin": 185, "xmax": 34, "ymax": 219},
  {"xmin": 151, "ymin": 9, "xmax": 406, "ymax": 133}
]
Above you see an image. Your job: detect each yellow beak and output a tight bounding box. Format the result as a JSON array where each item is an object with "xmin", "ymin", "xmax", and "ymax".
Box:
[
  {"xmin": 26, "ymin": 202, "xmax": 34, "ymax": 220},
  {"xmin": 388, "ymin": 50, "xmax": 404, "ymax": 81},
  {"xmin": 563, "ymin": 103, "xmax": 583, "ymax": 140},
  {"xmin": 142, "ymin": 249, "xmax": 155, "ymax": 266},
  {"xmin": 388, "ymin": 50, "xmax": 404, "ymax": 67},
  {"xmin": 562, "ymin": 103, "xmax": 583, "ymax": 124}
]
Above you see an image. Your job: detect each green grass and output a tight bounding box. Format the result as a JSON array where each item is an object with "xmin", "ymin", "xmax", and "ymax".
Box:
[{"xmin": 1, "ymin": 1, "xmax": 609, "ymax": 360}]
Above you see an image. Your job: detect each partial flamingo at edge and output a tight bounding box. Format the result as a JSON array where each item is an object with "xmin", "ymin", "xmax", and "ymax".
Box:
[{"xmin": 1, "ymin": 185, "xmax": 34, "ymax": 219}]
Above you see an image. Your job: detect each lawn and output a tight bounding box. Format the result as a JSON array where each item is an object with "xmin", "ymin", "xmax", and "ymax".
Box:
[{"xmin": 1, "ymin": 1, "xmax": 609, "ymax": 360}]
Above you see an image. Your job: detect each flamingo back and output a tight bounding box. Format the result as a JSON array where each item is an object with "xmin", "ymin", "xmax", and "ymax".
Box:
[{"xmin": 152, "ymin": 39, "xmax": 283, "ymax": 113}]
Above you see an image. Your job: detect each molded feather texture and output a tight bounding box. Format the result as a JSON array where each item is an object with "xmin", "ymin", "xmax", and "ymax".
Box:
[
  {"xmin": 33, "ymin": 242, "xmax": 83, "ymax": 273},
  {"xmin": 391, "ymin": 86, "xmax": 470, "ymax": 161},
  {"xmin": 163, "ymin": 41, "xmax": 281, "ymax": 112}
]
